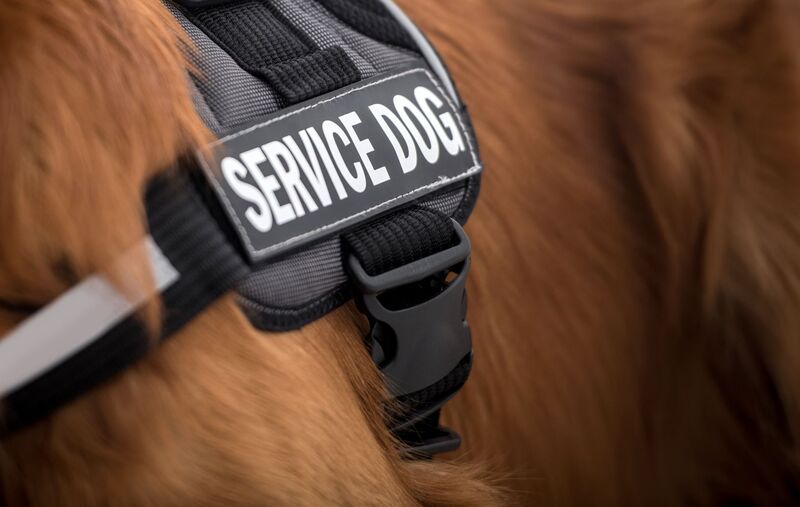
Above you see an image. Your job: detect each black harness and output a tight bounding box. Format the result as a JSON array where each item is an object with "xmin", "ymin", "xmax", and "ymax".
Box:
[{"xmin": 0, "ymin": 0, "xmax": 483, "ymax": 458}]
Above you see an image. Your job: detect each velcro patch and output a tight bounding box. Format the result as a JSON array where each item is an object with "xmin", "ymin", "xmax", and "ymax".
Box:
[{"xmin": 199, "ymin": 67, "xmax": 482, "ymax": 263}]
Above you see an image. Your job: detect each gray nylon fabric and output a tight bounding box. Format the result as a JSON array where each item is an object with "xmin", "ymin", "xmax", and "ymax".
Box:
[
  {"xmin": 270, "ymin": 0, "xmax": 420, "ymax": 76},
  {"xmin": 270, "ymin": 0, "xmax": 375, "ymax": 78},
  {"xmin": 166, "ymin": 0, "xmax": 473, "ymax": 325},
  {"xmin": 419, "ymin": 184, "xmax": 467, "ymax": 218},
  {"xmin": 166, "ymin": 2, "xmax": 283, "ymax": 131},
  {"xmin": 237, "ymin": 237, "xmax": 346, "ymax": 308}
]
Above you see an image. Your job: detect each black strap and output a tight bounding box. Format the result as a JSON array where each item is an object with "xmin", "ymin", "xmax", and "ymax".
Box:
[
  {"xmin": 344, "ymin": 206, "xmax": 459, "ymax": 276},
  {"xmin": 0, "ymin": 172, "xmax": 249, "ymax": 436},
  {"xmin": 182, "ymin": 0, "xmax": 361, "ymax": 104}
]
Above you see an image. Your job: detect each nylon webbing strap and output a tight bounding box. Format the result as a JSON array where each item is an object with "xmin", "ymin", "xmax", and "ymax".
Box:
[
  {"xmin": 344, "ymin": 206, "xmax": 459, "ymax": 276},
  {"xmin": 182, "ymin": 1, "xmax": 361, "ymax": 104},
  {"xmin": 0, "ymin": 174, "xmax": 249, "ymax": 436}
]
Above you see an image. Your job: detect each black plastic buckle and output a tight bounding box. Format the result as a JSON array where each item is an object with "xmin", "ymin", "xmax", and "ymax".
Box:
[
  {"xmin": 348, "ymin": 219, "xmax": 472, "ymax": 457},
  {"xmin": 348, "ymin": 219, "xmax": 472, "ymax": 397},
  {"xmin": 394, "ymin": 410, "xmax": 462, "ymax": 458}
]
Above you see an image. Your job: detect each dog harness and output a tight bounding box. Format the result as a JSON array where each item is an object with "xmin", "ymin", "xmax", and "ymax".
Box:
[{"xmin": 0, "ymin": 0, "xmax": 483, "ymax": 457}]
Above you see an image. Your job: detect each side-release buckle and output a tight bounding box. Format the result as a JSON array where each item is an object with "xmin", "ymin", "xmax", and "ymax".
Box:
[{"xmin": 348, "ymin": 218, "xmax": 472, "ymax": 457}]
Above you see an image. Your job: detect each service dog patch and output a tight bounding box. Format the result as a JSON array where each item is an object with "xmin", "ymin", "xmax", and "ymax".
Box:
[{"xmin": 199, "ymin": 67, "xmax": 482, "ymax": 263}]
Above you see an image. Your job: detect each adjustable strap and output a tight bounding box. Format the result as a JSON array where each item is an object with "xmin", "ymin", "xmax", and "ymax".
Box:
[
  {"xmin": 344, "ymin": 206, "xmax": 459, "ymax": 277},
  {"xmin": 343, "ymin": 206, "xmax": 473, "ymax": 457},
  {"xmin": 0, "ymin": 173, "xmax": 249, "ymax": 436},
  {"xmin": 314, "ymin": 0, "xmax": 418, "ymax": 51},
  {"xmin": 179, "ymin": 0, "xmax": 361, "ymax": 104}
]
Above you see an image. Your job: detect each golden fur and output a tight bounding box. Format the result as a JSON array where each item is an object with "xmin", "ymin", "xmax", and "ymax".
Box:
[
  {"xmin": 3, "ymin": 0, "xmax": 800, "ymax": 505},
  {"xmin": 403, "ymin": 0, "xmax": 800, "ymax": 504}
]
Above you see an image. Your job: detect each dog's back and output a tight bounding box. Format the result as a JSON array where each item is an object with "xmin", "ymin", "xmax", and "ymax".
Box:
[
  {"xmin": 3, "ymin": 0, "xmax": 800, "ymax": 505},
  {"xmin": 404, "ymin": 0, "xmax": 800, "ymax": 504}
]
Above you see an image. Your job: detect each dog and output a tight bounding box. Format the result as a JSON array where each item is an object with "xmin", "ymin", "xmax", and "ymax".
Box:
[{"xmin": 3, "ymin": 0, "xmax": 800, "ymax": 505}]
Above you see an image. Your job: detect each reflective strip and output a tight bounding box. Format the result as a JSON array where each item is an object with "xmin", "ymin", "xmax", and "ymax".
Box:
[
  {"xmin": 0, "ymin": 238, "xmax": 178, "ymax": 398},
  {"xmin": 376, "ymin": 0, "xmax": 460, "ymax": 105}
]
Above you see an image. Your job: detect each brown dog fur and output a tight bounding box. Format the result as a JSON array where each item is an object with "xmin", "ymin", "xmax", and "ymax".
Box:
[
  {"xmin": 400, "ymin": 0, "xmax": 800, "ymax": 504},
  {"xmin": 3, "ymin": 0, "xmax": 800, "ymax": 505}
]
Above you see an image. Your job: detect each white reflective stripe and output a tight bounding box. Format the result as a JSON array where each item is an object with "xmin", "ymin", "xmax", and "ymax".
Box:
[
  {"xmin": 376, "ymin": 0, "xmax": 461, "ymax": 105},
  {"xmin": 0, "ymin": 237, "xmax": 179, "ymax": 398}
]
